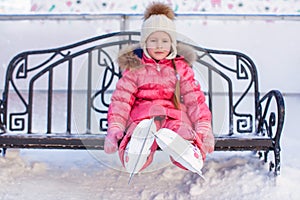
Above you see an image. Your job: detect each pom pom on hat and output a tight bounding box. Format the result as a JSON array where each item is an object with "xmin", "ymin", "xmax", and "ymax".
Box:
[
  {"xmin": 141, "ymin": 2, "xmax": 177, "ymax": 59},
  {"xmin": 143, "ymin": 2, "xmax": 175, "ymax": 20}
]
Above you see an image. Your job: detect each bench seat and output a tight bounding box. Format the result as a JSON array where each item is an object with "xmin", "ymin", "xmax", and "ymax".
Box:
[{"xmin": 0, "ymin": 133, "xmax": 274, "ymax": 151}]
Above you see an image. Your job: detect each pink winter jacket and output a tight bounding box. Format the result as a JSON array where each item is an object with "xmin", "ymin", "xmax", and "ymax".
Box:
[{"xmin": 107, "ymin": 43, "xmax": 213, "ymax": 152}]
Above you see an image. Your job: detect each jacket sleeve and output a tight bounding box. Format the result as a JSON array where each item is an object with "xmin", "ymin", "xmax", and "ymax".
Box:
[
  {"xmin": 179, "ymin": 61, "xmax": 211, "ymax": 124},
  {"xmin": 107, "ymin": 71, "xmax": 137, "ymax": 134}
]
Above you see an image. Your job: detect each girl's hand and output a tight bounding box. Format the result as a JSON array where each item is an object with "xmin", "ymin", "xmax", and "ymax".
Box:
[
  {"xmin": 104, "ymin": 135, "xmax": 118, "ymax": 154},
  {"xmin": 201, "ymin": 132, "xmax": 215, "ymax": 153},
  {"xmin": 194, "ymin": 121, "xmax": 215, "ymax": 154},
  {"xmin": 104, "ymin": 130, "xmax": 123, "ymax": 154}
]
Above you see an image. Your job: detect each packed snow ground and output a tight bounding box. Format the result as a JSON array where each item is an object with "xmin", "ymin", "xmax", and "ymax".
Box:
[{"xmin": 0, "ymin": 96, "xmax": 299, "ymax": 200}]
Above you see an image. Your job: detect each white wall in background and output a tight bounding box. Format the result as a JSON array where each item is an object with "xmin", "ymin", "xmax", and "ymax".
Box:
[{"xmin": 0, "ymin": 17, "xmax": 299, "ymax": 94}]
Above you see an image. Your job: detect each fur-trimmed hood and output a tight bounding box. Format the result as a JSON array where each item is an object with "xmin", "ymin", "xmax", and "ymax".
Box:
[{"xmin": 117, "ymin": 43, "xmax": 197, "ymax": 71}]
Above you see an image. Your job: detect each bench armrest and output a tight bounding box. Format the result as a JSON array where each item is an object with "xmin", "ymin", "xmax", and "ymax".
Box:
[{"xmin": 257, "ymin": 90, "xmax": 285, "ymax": 142}]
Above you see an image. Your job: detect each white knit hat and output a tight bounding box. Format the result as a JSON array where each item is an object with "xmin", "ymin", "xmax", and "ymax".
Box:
[{"xmin": 140, "ymin": 2, "xmax": 177, "ymax": 60}]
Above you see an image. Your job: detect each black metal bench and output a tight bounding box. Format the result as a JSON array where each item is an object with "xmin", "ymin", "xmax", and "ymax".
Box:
[{"xmin": 0, "ymin": 32, "xmax": 285, "ymax": 175}]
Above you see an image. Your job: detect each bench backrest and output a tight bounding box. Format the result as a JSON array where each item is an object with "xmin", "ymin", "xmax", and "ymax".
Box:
[{"xmin": 0, "ymin": 32, "xmax": 260, "ymax": 136}]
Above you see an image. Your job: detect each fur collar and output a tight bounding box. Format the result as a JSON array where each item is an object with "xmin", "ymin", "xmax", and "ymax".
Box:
[{"xmin": 117, "ymin": 43, "xmax": 197, "ymax": 71}]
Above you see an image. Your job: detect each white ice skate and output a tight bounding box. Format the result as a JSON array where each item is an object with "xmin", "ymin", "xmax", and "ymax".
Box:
[
  {"xmin": 125, "ymin": 118, "xmax": 156, "ymax": 183},
  {"xmin": 153, "ymin": 128, "xmax": 205, "ymax": 179}
]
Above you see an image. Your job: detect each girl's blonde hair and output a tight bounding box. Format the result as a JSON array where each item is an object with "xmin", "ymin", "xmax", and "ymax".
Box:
[{"xmin": 172, "ymin": 59, "xmax": 181, "ymax": 110}]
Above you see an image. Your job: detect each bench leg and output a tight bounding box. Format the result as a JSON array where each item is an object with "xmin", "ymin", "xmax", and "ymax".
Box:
[
  {"xmin": 274, "ymin": 146, "xmax": 281, "ymax": 175},
  {"xmin": 258, "ymin": 150, "xmax": 269, "ymax": 164},
  {"xmin": 262, "ymin": 147, "xmax": 280, "ymax": 175},
  {"xmin": 0, "ymin": 148, "xmax": 6, "ymax": 157},
  {"xmin": 264, "ymin": 151, "xmax": 269, "ymax": 163}
]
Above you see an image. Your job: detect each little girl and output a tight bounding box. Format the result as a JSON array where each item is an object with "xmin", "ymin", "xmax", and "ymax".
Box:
[{"xmin": 104, "ymin": 2, "xmax": 214, "ymax": 174}]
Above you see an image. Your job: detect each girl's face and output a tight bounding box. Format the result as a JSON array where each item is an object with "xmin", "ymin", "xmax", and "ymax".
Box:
[{"xmin": 146, "ymin": 31, "xmax": 172, "ymax": 61}]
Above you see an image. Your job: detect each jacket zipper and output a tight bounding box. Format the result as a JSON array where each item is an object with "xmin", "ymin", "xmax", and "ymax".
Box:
[{"xmin": 156, "ymin": 63, "xmax": 161, "ymax": 72}]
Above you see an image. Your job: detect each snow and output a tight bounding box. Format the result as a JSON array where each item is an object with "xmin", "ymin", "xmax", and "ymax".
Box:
[{"xmin": 0, "ymin": 95, "xmax": 299, "ymax": 200}]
